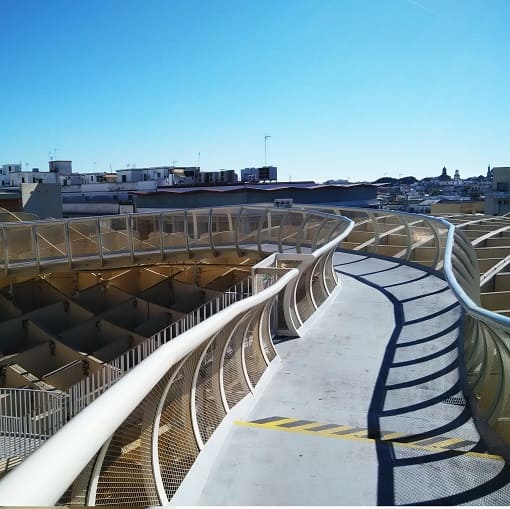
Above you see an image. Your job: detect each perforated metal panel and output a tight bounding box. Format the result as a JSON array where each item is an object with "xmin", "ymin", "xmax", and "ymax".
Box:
[
  {"xmin": 94, "ymin": 397, "xmax": 160, "ymax": 506},
  {"xmin": 295, "ymin": 266, "xmax": 316, "ymax": 322},
  {"xmin": 259, "ymin": 299, "xmax": 278, "ymax": 362},
  {"xmin": 311, "ymin": 257, "xmax": 328, "ymax": 307},
  {"xmin": 194, "ymin": 332, "xmax": 228, "ymax": 444},
  {"xmin": 157, "ymin": 351, "xmax": 202, "ymax": 500},
  {"xmin": 222, "ymin": 316, "xmax": 252, "ymax": 408},
  {"xmin": 243, "ymin": 307, "xmax": 269, "ymax": 387}
]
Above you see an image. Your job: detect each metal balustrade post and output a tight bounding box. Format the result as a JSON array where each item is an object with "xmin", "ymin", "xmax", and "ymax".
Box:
[
  {"xmin": 95, "ymin": 218, "xmax": 104, "ymax": 267},
  {"xmin": 63, "ymin": 221, "xmax": 73, "ymax": 270},
  {"xmin": 296, "ymin": 212, "xmax": 313, "ymax": 253},
  {"xmin": 364, "ymin": 211, "xmax": 380, "ymax": 253},
  {"xmin": 31, "ymin": 224, "xmax": 41, "ymax": 273},
  {"xmin": 277, "ymin": 210, "xmax": 289, "ymax": 253},
  {"xmin": 126, "ymin": 215, "xmax": 135, "ymax": 264},
  {"xmin": 192, "ymin": 211, "xmax": 199, "ymax": 243},
  {"xmin": 256, "ymin": 209, "xmax": 268, "ymax": 257},
  {"xmin": 398, "ymin": 214, "xmax": 413, "ymax": 261},
  {"xmin": 1, "ymin": 225, "xmax": 8, "ymax": 277},
  {"xmin": 422, "ymin": 217, "xmax": 442, "ymax": 269},
  {"xmin": 158, "ymin": 212, "xmax": 164, "ymax": 261},
  {"xmin": 235, "ymin": 207, "xmax": 244, "ymax": 257},
  {"xmin": 311, "ymin": 217, "xmax": 328, "ymax": 251},
  {"xmin": 183, "ymin": 210, "xmax": 191, "ymax": 258},
  {"xmin": 208, "ymin": 208, "xmax": 217, "ymax": 256}
]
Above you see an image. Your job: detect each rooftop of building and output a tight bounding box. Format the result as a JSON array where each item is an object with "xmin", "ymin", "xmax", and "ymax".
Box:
[{"xmin": 130, "ymin": 181, "xmax": 377, "ymax": 195}]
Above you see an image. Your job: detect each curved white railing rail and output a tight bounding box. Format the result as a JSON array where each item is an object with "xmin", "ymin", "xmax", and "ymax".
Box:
[
  {"xmin": 439, "ymin": 218, "xmax": 510, "ymax": 450},
  {"xmin": 299, "ymin": 205, "xmax": 510, "ymax": 453},
  {"xmin": 0, "ymin": 269, "xmax": 299, "ymax": 506},
  {"xmin": 0, "ymin": 205, "xmax": 353, "ymax": 280}
]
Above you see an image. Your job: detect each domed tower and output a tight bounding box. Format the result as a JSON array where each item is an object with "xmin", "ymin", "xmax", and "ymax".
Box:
[{"xmin": 440, "ymin": 166, "xmax": 451, "ymax": 181}]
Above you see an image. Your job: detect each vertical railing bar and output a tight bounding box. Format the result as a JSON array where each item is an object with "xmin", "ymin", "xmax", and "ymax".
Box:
[
  {"xmin": 208, "ymin": 207, "xmax": 215, "ymax": 254},
  {"xmin": 31, "ymin": 224, "xmax": 41, "ymax": 273},
  {"xmin": 158, "ymin": 212, "xmax": 165, "ymax": 260},
  {"xmin": 1, "ymin": 225, "xmax": 8, "ymax": 278},
  {"xmin": 96, "ymin": 218, "xmax": 104, "ymax": 267},
  {"xmin": 184, "ymin": 209, "xmax": 191, "ymax": 258}
]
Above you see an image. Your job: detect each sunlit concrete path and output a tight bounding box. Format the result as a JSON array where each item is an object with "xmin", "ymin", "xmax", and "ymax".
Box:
[{"xmin": 171, "ymin": 252, "xmax": 510, "ymax": 506}]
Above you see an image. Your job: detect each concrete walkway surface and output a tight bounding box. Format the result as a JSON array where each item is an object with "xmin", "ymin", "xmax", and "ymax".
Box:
[{"xmin": 171, "ymin": 252, "xmax": 510, "ymax": 506}]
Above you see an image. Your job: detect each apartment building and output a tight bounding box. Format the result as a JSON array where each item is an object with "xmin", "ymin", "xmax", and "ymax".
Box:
[{"xmin": 485, "ymin": 167, "xmax": 510, "ymax": 215}]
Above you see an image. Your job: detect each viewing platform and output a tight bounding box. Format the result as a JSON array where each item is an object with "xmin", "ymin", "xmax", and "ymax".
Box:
[
  {"xmin": 173, "ymin": 252, "xmax": 510, "ymax": 506},
  {"xmin": 2, "ymin": 206, "xmax": 510, "ymax": 506}
]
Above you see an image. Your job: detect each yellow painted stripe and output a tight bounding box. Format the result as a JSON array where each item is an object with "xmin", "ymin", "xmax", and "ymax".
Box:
[
  {"xmin": 234, "ymin": 420, "xmax": 503, "ymax": 462},
  {"xmin": 381, "ymin": 431, "xmax": 406, "ymax": 441}
]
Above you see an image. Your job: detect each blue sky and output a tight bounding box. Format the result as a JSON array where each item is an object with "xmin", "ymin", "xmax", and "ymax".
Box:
[{"xmin": 1, "ymin": 0, "xmax": 509, "ymax": 182}]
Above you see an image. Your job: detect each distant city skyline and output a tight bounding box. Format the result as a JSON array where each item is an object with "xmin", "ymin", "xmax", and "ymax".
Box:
[{"xmin": 1, "ymin": 0, "xmax": 509, "ymax": 183}]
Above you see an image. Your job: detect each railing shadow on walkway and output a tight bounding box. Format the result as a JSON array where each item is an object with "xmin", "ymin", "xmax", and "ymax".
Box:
[{"xmin": 335, "ymin": 254, "xmax": 510, "ymax": 506}]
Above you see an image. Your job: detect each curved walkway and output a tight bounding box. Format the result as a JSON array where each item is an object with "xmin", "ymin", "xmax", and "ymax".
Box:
[{"xmin": 172, "ymin": 252, "xmax": 510, "ymax": 506}]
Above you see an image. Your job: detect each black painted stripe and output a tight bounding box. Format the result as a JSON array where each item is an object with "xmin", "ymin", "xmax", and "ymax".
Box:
[
  {"xmin": 277, "ymin": 419, "xmax": 315, "ymax": 428},
  {"xmin": 332, "ymin": 426, "xmax": 365, "ymax": 435},
  {"xmin": 443, "ymin": 440, "xmax": 477, "ymax": 449},
  {"xmin": 306, "ymin": 423, "xmax": 343, "ymax": 432},
  {"xmin": 414, "ymin": 436, "xmax": 450, "ymax": 446},
  {"xmin": 251, "ymin": 416, "xmax": 286, "ymax": 424}
]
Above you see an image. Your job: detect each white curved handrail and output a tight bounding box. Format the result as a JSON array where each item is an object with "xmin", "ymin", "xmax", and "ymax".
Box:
[
  {"xmin": 440, "ymin": 218, "xmax": 510, "ymax": 331},
  {"xmin": 0, "ymin": 268, "xmax": 299, "ymax": 506},
  {"xmin": 297, "ymin": 203, "xmax": 510, "ymax": 331}
]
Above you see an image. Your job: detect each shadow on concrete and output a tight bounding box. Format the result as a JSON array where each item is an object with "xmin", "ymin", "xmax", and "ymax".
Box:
[
  {"xmin": 336, "ymin": 257, "xmax": 510, "ymax": 506},
  {"xmin": 272, "ymin": 335, "xmax": 299, "ymax": 345}
]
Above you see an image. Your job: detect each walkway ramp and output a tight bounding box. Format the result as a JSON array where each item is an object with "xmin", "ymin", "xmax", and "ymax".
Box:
[{"xmin": 173, "ymin": 252, "xmax": 510, "ymax": 506}]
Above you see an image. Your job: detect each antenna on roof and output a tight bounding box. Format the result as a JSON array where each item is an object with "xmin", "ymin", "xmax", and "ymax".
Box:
[{"xmin": 264, "ymin": 135, "xmax": 271, "ymax": 166}]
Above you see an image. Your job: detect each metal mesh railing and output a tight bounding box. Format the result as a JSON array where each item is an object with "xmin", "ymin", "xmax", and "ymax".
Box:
[
  {"xmin": 221, "ymin": 317, "xmax": 253, "ymax": 409},
  {"xmin": 242, "ymin": 309, "xmax": 268, "ymax": 388},
  {"xmin": 156, "ymin": 353, "xmax": 202, "ymax": 501},
  {"xmin": 194, "ymin": 332, "xmax": 228, "ymax": 446},
  {"xmin": 68, "ymin": 277, "xmax": 252, "ymax": 417},
  {"xmin": 0, "ymin": 388, "xmax": 68, "ymax": 469},
  {"xmin": 0, "ymin": 206, "xmax": 352, "ymax": 280}
]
